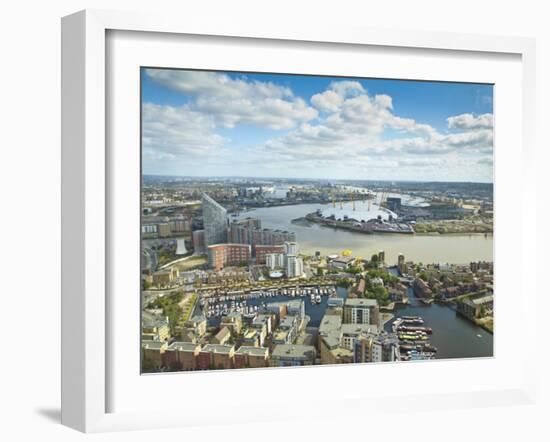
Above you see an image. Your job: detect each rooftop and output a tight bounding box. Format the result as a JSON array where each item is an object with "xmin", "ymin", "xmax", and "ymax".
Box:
[
  {"xmin": 319, "ymin": 315, "xmax": 342, "ymax": 335},
  {"xmin": 279, "ymin": 315, "xmax": 298, "ymax": 329},
  {"xmin": 344, "ymin": 298, "xmax": 378, "ymax": 307},
  {"xmin": 202, "ymin": 193, "xmax": 226, "ymax": 212},
  {"xmin": 202, "ymin": 344, "xmax": 235, "ymax": 354},
  {"xmin": 235, "ymin": 346, "xmax": 269, "ymax": 357},
  {"xmin": 471, "ymin": 294, "xmax": 494, "ymax": 305},
  {"xmin": 215, "ymin": 327, "xmax": 231, "ymax": 340},
  {"xmin": 272, "ymin": 344, "xmax": 316, "ymax": 359},
  {"xmin": 341, "ymin": 323, "xmax": 379, "ymax": 335},
  {"xmin": 142, "ymin": 341, "xmax": 167, "ymax": 350},
  {"xmin": 168, "ymin": 342, "xmax": 200, "ymax": 352},
  {"xmin": 333, "ymin": 255, "xmax": 355, "ymax": 263}
]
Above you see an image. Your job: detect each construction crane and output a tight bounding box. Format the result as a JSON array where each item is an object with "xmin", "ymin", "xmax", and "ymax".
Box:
[{"xmin": 379, "ymin": 191, "xmax": 388, "ymax": 205}]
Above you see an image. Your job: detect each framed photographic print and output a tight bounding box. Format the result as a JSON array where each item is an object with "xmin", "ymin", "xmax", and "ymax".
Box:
[
  {"xmin": 140, "ymin": 66, "xmax": 495, "ymax": 372},
  {"xmin": 61, "ymin": 9, "xmax": 537, "ymax": 433}
]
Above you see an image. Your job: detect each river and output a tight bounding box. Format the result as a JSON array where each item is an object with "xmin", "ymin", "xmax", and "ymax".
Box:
[{"xmin": 236, "ymin": 203, "xmax": 493, "ymax": 265}]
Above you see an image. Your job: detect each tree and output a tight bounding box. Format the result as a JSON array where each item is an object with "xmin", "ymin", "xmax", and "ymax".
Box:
[
  {"xmin": 142, "ymin": 278, "xmax": 152, "ymax": 290},
  {"xmin": 366, "ymin": 285, "xmax": 390, "ymax": 306},
  {"xmin": 336, "ymin": 278, "xmax": 353, "ymax": 288}
]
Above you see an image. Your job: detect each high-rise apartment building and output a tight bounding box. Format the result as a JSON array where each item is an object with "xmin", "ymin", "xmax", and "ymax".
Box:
[
  {"xmin": 285, "ymin": 255, "xmax": 303, "ymax": 278},
  {"xmin": 266, "ymin": 252, "xmax": 285, "ymax": 269},
  {"xmin": 202, "ymin": 193, "xmax": 228, "ymax": 246},
  {"xmin": 255, "ymin": 244, "xmax": 285, "ymax": 264},
  {"xmin": 229, "ymin": 218, "xmax": 295, "ymax": 252},
  {"xmin": 284, "ymin": 241, "xmax": 299, "ymax": 255}
]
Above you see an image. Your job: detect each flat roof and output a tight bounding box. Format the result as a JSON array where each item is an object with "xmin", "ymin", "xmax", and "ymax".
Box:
[
  {"xmin": 271, "ymin": 344, "xmax": 316, "ymax": 359},
  {"xmin": 334, "ymin": 255, "xmax": 355, "ymax": 263},
  {"xmin": 142, "ymin": 341, "xmax": 167, "ymax": 350},
  {"xmin": 169, "ymin": 342, "xmax": 200, "ymax": 352},
  {"xmin": 341, "ymin": 324, "xmax": 379, "ymax": 335},
  {"xmin": 235, "ymin": 346, "xmax": 268, "ymax": 357},
  {"xmin": 202, "ymin": 344, "xmax": 234, "ymax": 354},
  {"xmin": 319, "ymin": 315, "xmax": 342, "ymax": 335},
  {"xmin": 344, "ymin": 298, "xmax": 378, "ymax": 307}
]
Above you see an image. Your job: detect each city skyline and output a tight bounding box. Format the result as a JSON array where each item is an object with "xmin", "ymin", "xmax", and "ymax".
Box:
[
  {"xmin": 142, "ymin": 68, "xmax": 494, "ymax": 183},
  {"xmin": 143, "ymin": 173, "xmax": 493, "ymax": 185}
]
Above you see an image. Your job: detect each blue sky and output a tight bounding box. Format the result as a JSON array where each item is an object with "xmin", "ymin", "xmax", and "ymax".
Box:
[{"xmin": 141, "ymin": 68, "xmax": 494, "ymax": 182}]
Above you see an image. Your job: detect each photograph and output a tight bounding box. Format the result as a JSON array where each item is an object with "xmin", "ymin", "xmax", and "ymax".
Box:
[{"xmin": 140, "ymin": 67, "xmax": 494, "ymax": 373}]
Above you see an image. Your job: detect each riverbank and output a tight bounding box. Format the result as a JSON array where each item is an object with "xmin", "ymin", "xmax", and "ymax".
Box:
[
  {"xmin": 414, "ymin": 219, "xmax": 493, "ymax": 234},
  {"xmin": 304, "ymin": 212, "xmax": 414, "ymax": 234}
]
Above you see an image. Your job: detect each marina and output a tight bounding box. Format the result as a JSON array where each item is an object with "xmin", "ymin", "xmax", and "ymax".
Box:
[
  {"xmin": 198, "ymin": 285, "xmax": 344, "ymax": 327},
  {"xmin": 384, "ymin": 288, "xmax": 493, "ymax": 359},
  {"xmin": 392, "ymin": 316, "xmax": 437, "ymax": 360}
]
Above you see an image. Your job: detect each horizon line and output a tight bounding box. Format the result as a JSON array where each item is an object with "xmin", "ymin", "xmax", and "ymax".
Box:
[{"xmin": 142, "ymin": 173, "xmax": 494, "ymax": 185}]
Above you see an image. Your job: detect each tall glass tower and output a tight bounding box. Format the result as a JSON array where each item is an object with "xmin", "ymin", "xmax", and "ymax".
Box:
[{"xmin": 202, "ymin": 193, "xmax": 228, "ymax": 246}]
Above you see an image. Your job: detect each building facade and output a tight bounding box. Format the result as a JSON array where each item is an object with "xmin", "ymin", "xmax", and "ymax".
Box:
[
  {"xmin": 207, "ymin": 243, "xmax": 251, "ymax": 270},
  {"xmin": 353, "ymin": 333, "xmax": 400, "ymax": 363},
  {"xmin": 234, "ymin": 346, "xmax": 269, "ymax": 369},
  {"xmin": 228, "ymin": 218, "xmax": 296, "ymax": 252},
  {"xmin": 343, "ymin": 298, "xmax": 380, "ymax": 326},
  {"xmin": 285, "ymin": 255, "xmax": 303, "ymax": 278},
  {"xmin": 202, "ymin": 193, "xmax": 228, "ymax": 247},
  {"xmin": 255, "ymin": 244, "xmax": 285, "ymax": 265},
  {"xmin": 266, "ymin": 252, "xmax": 285, "ymax": 269},
  {"xmin": 192, "ymin": 229, "xmax": 206, "ymax": 254},
  {"xmin": 270, "ymin": 344, "xmax": 316, "ymax": 367}
]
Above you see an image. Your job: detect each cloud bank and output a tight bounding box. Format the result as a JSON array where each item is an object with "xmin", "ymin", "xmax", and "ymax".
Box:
[{"xmin": 142, "ymin": 69, "xmax": 493, "ymax": 181}]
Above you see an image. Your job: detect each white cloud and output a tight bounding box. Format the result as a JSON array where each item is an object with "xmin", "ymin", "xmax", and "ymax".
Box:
[
  {"xmin": 142, "ymin": 103, "xmax": 228, "ymax": 161},
  {"xmin": 311, "ymin": 80, "xmax": 366, "ymax": 112},
  {"xmin": 145, "ymin": 69, "xmax": 317, "ymax": 130},
  {"xmin": 311, "ymin": 90, "xmax": 344, "ymax": 113},
  {"xmin": 254, "ymin": 81, "xmax": 494, "ymax": 178},
  {"xmin": 447, "ymin": 113, "xmax": 493, "ymax": 130}
]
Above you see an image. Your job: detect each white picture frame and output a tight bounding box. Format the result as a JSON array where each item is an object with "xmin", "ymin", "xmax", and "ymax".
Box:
[{"xmin": 61, "ymin": 9, "xmax": 537, "ymax": 433}]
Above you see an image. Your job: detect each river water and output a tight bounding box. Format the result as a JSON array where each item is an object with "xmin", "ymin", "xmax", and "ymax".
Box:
[
  {"xmin": 383, "ymin": 287, "xmax": 493, "ymax": 359},
  {"xmin": 237, "ymin": 203, "xmax": 493, "ymax": 265}
]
